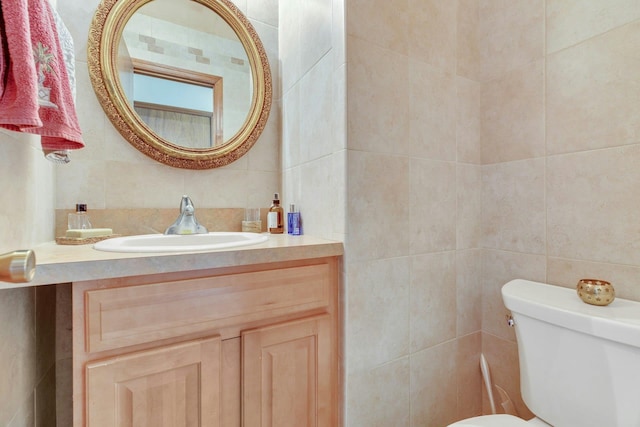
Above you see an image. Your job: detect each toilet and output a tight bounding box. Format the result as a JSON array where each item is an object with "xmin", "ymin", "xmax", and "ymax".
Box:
[{"xmin": 449, "ymin": 279, "xmax": 640, "ymax": 427}]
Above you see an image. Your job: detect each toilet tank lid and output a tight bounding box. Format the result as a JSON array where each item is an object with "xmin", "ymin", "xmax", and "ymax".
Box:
[{"xmin": 502, "ymin": 279, "xmax": 640, "ymax": 348}]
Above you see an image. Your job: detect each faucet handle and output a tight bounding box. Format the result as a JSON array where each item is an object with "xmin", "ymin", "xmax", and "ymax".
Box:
[{"xmin": 180, "ymin": 195, "xmax": 194, "ymax": 213}]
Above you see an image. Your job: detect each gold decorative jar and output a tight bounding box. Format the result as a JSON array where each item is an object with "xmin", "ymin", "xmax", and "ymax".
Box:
[{"xmin": 576, "ymin": 279, "xmax": 615, "ymax": 306}]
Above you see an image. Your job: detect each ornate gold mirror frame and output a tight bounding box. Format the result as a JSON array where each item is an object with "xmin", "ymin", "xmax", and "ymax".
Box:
[{"xmin": 88, "ymin": 0, "xmax": 272, "ymax": 169}]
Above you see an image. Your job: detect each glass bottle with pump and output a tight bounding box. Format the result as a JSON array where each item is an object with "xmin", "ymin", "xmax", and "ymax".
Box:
[
  {"xmin": 267, "ymin": 193, "xmax": 284, "ymax": 234},
  {"xmin": 68, "ymin": 203, "xmax": 92, "ymax": 230}
]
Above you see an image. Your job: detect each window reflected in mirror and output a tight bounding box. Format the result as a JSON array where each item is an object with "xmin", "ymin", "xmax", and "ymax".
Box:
[{"xmin": 131, "ymin": 62, "xmax": 222, "ymax": 148}]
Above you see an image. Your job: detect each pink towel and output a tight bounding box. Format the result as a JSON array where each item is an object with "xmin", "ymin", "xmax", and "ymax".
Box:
[{"xmin": 0, "ymin": 0, "xmax": 84, "ymax": 152}]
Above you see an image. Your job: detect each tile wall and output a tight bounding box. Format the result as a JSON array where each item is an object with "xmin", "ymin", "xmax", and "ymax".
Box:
[
  {"xmin": 280, "ymin": 0, "xmax": 347, "ymax": 242},
  {"xmin": 344, "ymin": 1, "xmax": 483, "ymax": 425},
  {"xmin": 480, "ymin": 0, "xmax": 640, "ymax": 420},
  {"xmin": 345, "ymin": 0, "xmax": 640, "ymax": 425}
]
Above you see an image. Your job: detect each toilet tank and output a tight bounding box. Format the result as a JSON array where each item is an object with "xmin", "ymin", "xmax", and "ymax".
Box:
[{"xmin": 502, "ymin": 279, "xmax": 640, "ymax": 427}]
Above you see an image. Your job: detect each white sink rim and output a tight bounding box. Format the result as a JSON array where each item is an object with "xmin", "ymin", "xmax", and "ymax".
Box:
[{"xmin": 93, "ymin": 232, "xmax": 269, "ymax": 253}]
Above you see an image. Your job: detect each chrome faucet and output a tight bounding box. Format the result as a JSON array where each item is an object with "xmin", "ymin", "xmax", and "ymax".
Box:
[{"xmin": 164, "ymin": 195, "xmax": 208, "ymax": 235}]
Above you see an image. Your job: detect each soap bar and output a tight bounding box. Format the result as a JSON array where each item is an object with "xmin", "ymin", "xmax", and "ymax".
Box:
[{"xmin": 65, "ymin": 228, "xmax": 113, "ymax": 238}]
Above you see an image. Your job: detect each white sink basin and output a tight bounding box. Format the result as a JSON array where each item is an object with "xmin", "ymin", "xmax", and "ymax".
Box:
[{"xmin": 93, "ymin": 232, "xmax": 268, "ymax": 253}]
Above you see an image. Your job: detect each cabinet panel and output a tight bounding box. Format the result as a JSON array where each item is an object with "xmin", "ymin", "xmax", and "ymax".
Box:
[
  {"xmin": 86, "ymin": 336, "xmax": 222, "ymax": 427},
  {"xmin": 85, "ymin": 264, "xmax": 331, "ymax": 352},
  {"xmin": 221, "ymin": 338, "xmax": 241, "ymax": 427},
  {"xmin": 242, "ymin": 315, "xmax": 335, "ymax": 427}
]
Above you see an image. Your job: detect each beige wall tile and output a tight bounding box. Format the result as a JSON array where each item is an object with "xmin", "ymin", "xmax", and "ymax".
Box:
[
  {"xmin": 410, "ymin": 252, "xmax": 457, "ymax": 352},
  {"xmin": 409, "ymin": 159, "xmax": 456, "ymax": 254},
  {"xmin": 346, "ymin": 0, "xmax": 409, "ymax": 54},
  {"xmin": 300, "ymin": 55, "xmax": 335, "ymax": 162},
  {"xmin": 409, "ymin": 0, "xmax": 458, "ymax": 74},
  {"xmin": 478, "ymin": 0, "xmax": 544, "ymax": 82},
  {"xmin": 0, "ymin": 131, "xmax": 55, "ymax": 249},
  {"xmin": 104, "ymin": 161, "xmax": 185, "ymax": 208},
  {"xmin": 55, "ymin": 160, "xmax": 106, "ymax": 210},
  {"xmin": 347, "ymin": 151, "xmax": 410, "ymax": 262},
  {"xmin": 481, "ymin": 333, "xmax": 533, "ymax": 419},
  {"xmin": 547, "ymin": 145, "xmax": 640, "ymax": 266},
  {"xmin": 282, "ymin": 85, "xmax": 301, "ymax": 168},
  {"xmin": 410, "ymin": 340, "xmax": 459, "ymax": 427},
  {"xmin": 300, "ymin": 0, "xmax": 332, "ymax": 73},
  {"xmin": 546, "ymin": 22, "xmax": 640, "ymax": 155},
  {"xmin": 6, "ymin": 395, "xmax": 35, "ymax": 427},
  {"xmin": 299, "ymin": 155, "xmax": 345, "ymax": 239},
  {"xmin": 0, "ymin": 288, "xmax": 36, "ymax": 427},
  {"xmin": 457, "ymin": 164, "xmax": 482, "ymax": 250},
  {"xmin": 457, "ymin": 249, "xmax": 483, "ymax": 337},
  {"xmin": 482, "ymin": 249, "xmax": 546, "ymax": 342},
  {"xmin": 457, "ymin": 332, "xmax": 483, "ymax": 420},
  {"xmin": 481, "ymin": 159, "xmax": 546, "ymax": 254},
  {"xmin": 346, "ymin": 358, "xmax": 410, "ymax": 427},
  {"xmin": 347, "ymin": 36, "xmax": 410, "ymax": 155},
  {"xmin": 481, "ymin": 60, "xmax": 545, "ymax": 164},
  {"xmin": 279, "ymin": 0, "xmax": 301, "ymax": 92},
  {"xmin": 548, "ymin": 257, "xmax": 640, "ymax": 302},
  {"xmin": 346, "ymin": 258, "xmax": 410, "ymax": 371},
  {"xmin": 409, "ymin": 59, "xmax": 457, "ymax": 161},
  {"xmin": 457, "ymin": 0, "xmax": 481, "ymax": 81},
  {"xmin": 331, "ymin": 63, "xmax": 347, "ymax": 154},
  {"xmin": 546, "ymin": 0, "xmax": 640, "ymax": 53},
  {"xmin": 457, "ymin": 76, "xmax": 482, "ymax": 165},
  {"xmin": 247, "ymin": 0, "xmax": 279, "ymax": 26},
  {"xmin": 332, "ymin": 0, "xmax": 346, "ymax": 68}
]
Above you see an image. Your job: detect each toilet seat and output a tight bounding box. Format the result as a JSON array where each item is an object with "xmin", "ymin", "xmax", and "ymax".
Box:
[{"xmin": 447, "ymin": 414, "xmax": 536, "ymax": 426}]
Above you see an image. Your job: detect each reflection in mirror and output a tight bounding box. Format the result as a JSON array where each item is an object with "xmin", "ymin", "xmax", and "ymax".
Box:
[
  {"xmin": 131, "ymin": 60, "xmax": 223, "ymax": 148},
  {"xmin": 120, "ymin": 0, "xmax": 252, "ymax": 147},
  {"xmin": 88, "ymin": 0, "xmax": 271, "ymax": 169}
]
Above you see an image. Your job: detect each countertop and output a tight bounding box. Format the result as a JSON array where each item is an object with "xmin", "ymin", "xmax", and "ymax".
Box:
[{"xmin": 1, "ymin": 234, "xmax": 343, "ymax": 289}]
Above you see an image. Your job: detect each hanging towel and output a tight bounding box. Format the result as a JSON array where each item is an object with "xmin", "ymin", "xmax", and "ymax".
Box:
[{"xmin": 0, "ymin": 0, "xmax": 84, "ymax": 155}]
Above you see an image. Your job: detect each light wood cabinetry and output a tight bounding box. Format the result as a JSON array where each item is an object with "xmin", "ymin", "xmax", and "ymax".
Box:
[
  {"xmin": 72, "ymin": 257, "xmax": 340, "ymax": 427},
  {"xmin": 242, "ymin": 315, "xmax": 333, "ymax": 427},
  {"xmin": 86, "ymin": 336, "xmax": 222, "ymax": 426}
]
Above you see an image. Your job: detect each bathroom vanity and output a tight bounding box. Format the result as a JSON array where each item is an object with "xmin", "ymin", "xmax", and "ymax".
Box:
[{"xmin": 27, "ymin": 235, "xmax": 343, "ymax": 427}]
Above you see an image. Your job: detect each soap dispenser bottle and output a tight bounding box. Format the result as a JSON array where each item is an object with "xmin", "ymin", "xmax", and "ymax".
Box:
[
  {"xmin": 267, "ymin": 193, "xmax": 284, "ymax": 234},
  {"xmin": 68, "ymin": 203, "xmax": 92, "ymax": 230}
]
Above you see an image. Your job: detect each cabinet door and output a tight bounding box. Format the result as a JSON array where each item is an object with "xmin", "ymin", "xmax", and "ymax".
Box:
[
  {"xmin": 242, "ymin": 315, "xmax": 335, "ymax": 427},
  {"xmin": 86, "ymin": 336, "xmax": 222, "ymax": 427}
]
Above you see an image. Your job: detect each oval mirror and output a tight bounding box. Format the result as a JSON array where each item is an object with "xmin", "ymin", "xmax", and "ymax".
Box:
[{"xmin": 88, "ymin": 0, "xmax": 272, "ymax": 169}]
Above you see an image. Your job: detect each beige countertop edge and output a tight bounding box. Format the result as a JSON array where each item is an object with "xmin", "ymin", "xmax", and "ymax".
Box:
[{"xmin": 0, "ymin": 235, "xmax": 344, "ymax": 289}]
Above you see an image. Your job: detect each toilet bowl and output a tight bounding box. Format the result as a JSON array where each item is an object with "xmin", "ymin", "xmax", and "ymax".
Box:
[
  {"xmin": 448, "ymin": 414, "xmax": 550, "ymax": 426},
  {"xmin": 447, "ymin": 279, "xmax": 640, "ymax": 427}
]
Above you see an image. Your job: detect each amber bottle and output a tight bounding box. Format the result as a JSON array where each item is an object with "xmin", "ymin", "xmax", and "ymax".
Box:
[{"xmin": 267, "ymin": 193, "xmax": 284, "ymax": 234}]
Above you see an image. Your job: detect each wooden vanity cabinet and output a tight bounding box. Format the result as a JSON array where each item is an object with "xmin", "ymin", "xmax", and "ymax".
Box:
[{"xmin": 72, "ymin": 257, "xmax": 341, "ymax": 427}]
